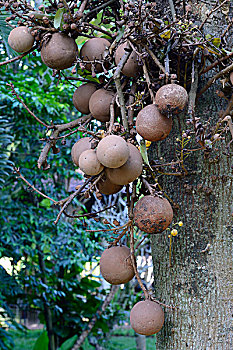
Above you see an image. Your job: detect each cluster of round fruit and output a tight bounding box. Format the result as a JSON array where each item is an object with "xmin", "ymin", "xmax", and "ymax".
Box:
[
  {"xmin": 8, "ymin": 26, "xmax": 180, "ymax": 336},
  {"xmin": 136, "ymin": 83, "xmax": 188, "ymax": 142},
  {"xmin": 71, "ymin": 135, "xmax": 143, "ymax": 192},
  {"xmin": 100, "ymin": 245, "xmax": 164, "ymax": 336},
  {"xmin": 8, "ymin": 27, "xmax": 140, "ymax": 76}
]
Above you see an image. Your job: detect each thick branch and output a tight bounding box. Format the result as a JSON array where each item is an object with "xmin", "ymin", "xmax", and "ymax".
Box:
[
  {"xmin": 113, "ymin": 45, "xmax": 131, "ymax": 132},
  {"xmin": 79, "ymin": 0, "xmax": 88, "ymax": 14},
  {"xmin": 38, "ymin": 115, "xmax": 91, "ymax": 169},
  {"xmin": 168, "ymin": 0, "xmax": 176, "ymax": 21}
]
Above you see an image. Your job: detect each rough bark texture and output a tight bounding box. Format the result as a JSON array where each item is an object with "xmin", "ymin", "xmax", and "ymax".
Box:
[
  {"xmin": 150, "ymin": 2, "xmax": 233, "ymax": 349},
  {"xmin": 151, "ymin": 111, "xmax": 233, "ymax": 349}
]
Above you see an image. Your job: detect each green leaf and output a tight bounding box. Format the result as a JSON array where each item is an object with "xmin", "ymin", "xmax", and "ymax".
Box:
[
  {"xmin": 139, "ymin": 139, "xmax": 153, "ymax": 171},
  {"xmin": 58, "ymin": 335, "xmax": 78, "ymax": 350},
  {"xmin": 54, "ymin": 8, "xmax": 65, "ymax": 29},
  {"xmin": 211, "ymin": 37, "xmax": 221, "ymax": 48},
  {"xmin": 33, "ymin": 331, "xmax": 49, "ymax": 350},
  {"xmin": 40, "ymin": 199, "xmax": 51, "ymax": 208}
]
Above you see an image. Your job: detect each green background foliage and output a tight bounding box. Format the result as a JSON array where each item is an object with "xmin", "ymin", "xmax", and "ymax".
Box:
[{"xmin": 0, "ymin": 46, "xmax": 124, "ymax": 349}]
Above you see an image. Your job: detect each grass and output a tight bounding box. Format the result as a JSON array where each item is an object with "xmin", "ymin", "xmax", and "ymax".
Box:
[
  {"xmin": 8, "ymin": 328, "xmax": 156, "ymax": 350},
  {"xmin": 9, "ymin": 329, "xmax": 42, "ymax": 350}
]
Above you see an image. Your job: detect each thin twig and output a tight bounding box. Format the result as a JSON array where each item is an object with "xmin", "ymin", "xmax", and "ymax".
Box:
[
  {"xmin": 14, "ymin": 167, "xmax": 57, "ymax": 203},
  {"xmin": 87, "ymin": 220, "xmax": 132, "ymax": 233},
  {"xmin": 197, "ymin": 62, "xmax": 233, "ymax": 98},
  {"xmin": 130, "ymin": 224, "xmax": 149, "ymax": 299},
  {"xmin": 145, "ymin": 46, "xmax": 166, "ymax": 74},
  {"xmin": 141, "ymin": 178, "xmax": 154, "ymax": 195},
  {"xmin": 72, "ymin": 285, "xmax": 119, "ymax": 350},
  {"xmin": 151, "ymin": 296, "xmax": 177, "ymax": 309},
  {"xmin": 142, "ymin": 59, "xmax": 155, "ymax": 103},
  {"xmin": 54, "ymin": 177, "xmax": 93, "ymax": 225},
  {"xmin": 62, "ymin": 0, "xmax": 74, "ymax": 22},
  {"xmin": 128, "ymin": 82, "xmax": 137, "ymax": 125},
  {"xmin": 199, "ymin": 0, "xmax": 229, "ymax": 30},
  {"xmin": 200, "ymin": 51, "xmax": 233, "ymax": 75},
  {"xmin": 7, "ymin": 83, "xmax": 50, "ymax": 128},
  {"xmin": 85, "ymin": 0, "xmax": 115, "ymax": 17},
  {"xmin": 63, "ymin": 204, "xmax": 116, "ymax": 219},
  {"xmin": 108, "ymin": 228, "xmax": 128, "ymax": 247},
  {"xmin": 37, "ymin": 115, "xmax": 91, "ymax": 169},
  {"xmin": 84, "ymin": 22, "xmax": 113, "ymax": 38},
  {"xmin": 0, "ymin": 47, "xmax": 35, "ymax": 67}
]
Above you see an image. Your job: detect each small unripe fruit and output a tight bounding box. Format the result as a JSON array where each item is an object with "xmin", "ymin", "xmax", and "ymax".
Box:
[
  {"xmin": 100, "ymin": 245, "xmax": 135, "ymax": 285},
  {"xmin": 155, "ymin": 84, "xmax": 188, "ymax": 115},
  {"xmin": 8, "ymin": 26, "xmax": 34, "ymax": 53},
  {"xmin": 134, "ymin": 195, "xmax": 173, "ymax": 233},
  {"xmin": 96, "ymin": 135, "xmax": 129, "ymax": 168},
  {"xmin": 130, "ymin": 300, "xmax": 164, "ymax": 335}
]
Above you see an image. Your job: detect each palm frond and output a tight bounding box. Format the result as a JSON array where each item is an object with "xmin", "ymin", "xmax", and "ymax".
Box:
[{"xmin": 0, "ymin": 11, "xmax": 17, "ymax": 57}]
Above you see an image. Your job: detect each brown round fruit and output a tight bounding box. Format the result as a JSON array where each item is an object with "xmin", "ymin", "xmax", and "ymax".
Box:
[
  {"xmin": 130, "ymin": 300, "xmax": 164, "ymax": 335},
  {"xmin": 71, "ymin": 137, "xmax": 92, "ymax": 167},
  {"xmin": 89, "ymin": 89, "xmax": 115, "ymax": 122},
  {"xmin": 72, "ymin": 83, "xmax": 97, "ymax": 114},
  {"xmin": 115, "ymin": 42, "xmax": 140, "ymax": 77},
  {"xmin": 134, "ymin": 195, "xmax": 173, "ymax": 234},
  {"xmin": 41, "ymin": 33, "xmax": 78, "ymax": 70},
  {"xmin": 230, "ymin": 71, "xmax": 233, "ymax": 85},
  {"xmin": 106, "ymin": 143, "xmax": 143, "ymax": 185},
  {"xmin": 136, "ymin": 104, "xmax": 172, "ymax": 141},
  {"xmin": 100, "ymin": 245, "xmax": 135, "ymax": 285},
  {"xmin": 96, "ymin": 135, "xmax": 129, "ymax": 168},
  {"xmin": 8, "ymin": 26, "xmax": 34, "ymax": 53},
  {"xmin": 155, "ymin": 84, "xmax": 188, "ymax": 115},
  {"xmin": 79, "ymin": 149, "xmax": 104, "ymax": 175},
  {"xmin": 80, "ymin": 37, "xmax": 110, "ymax": 73},
  {"xmin": 97, "ymin": 174, "xmax": 123, "ymax": 195}
]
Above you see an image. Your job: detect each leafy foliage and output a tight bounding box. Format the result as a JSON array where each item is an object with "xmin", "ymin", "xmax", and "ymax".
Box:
[{"xmin": 0, "ymin": 50, "xmax": 122, "ymax": 349}]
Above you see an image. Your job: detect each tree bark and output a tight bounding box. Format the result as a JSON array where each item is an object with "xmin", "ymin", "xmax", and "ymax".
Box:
[
  {"xmin": 150, "ymin": 2, "xmax": 233, "ymax": 349},
  {"xmin": 151, "ymin": 113, "xmax": 233, "ymax": 349},
  {"xmin": 135, "ymin": 333, "xmax": 146, "ymax": 350}
]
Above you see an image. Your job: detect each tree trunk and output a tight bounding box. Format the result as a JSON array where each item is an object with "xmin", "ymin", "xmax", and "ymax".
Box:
[
  {"xmin": 150, "ymin": 2, "xmax": 233, "ymax": 349},
  {"xmin": 135, "ymin": 333, "xmax": 146, "ymax": 350}
]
